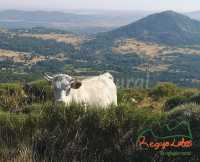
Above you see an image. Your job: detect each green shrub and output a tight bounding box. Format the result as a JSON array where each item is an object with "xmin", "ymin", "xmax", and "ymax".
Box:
[
  {"xmin": 31, "ymin": 103, "xmax": 166, "ymax": 162},
  {"xmin": 189, "ymin": 93, "xmax": 200, "ymax": 104},
  {"xmin": 167, "ymin": 103, "xmax": 200, "ymax": 140},
  {"xmin": 167, "ymin": 103, "xmax": 200, "ymax": 116},
  {"xmin": 164, "ymin": 93, "xmax": 200, "ymax": 112},
  {"xmin": 0, "ymin": 83, "xmax": 27, "ymax": 112},
  {"xmin": 24, "ymin": 80, "xmax": 53, "ymax": 103},
  {"xmin": 164, "ymin": 96, "xmax": 188, "ymax": 111},
  {"xmin": 149, "ymin": 82, "xmax": 179, "ymax": 99},
  {"xmin": 118, "ymin": 89, "xmax": 147, "ymax": 104},
  {"xmin": 0, "ymin": 110, "xmax": 38, "ymax": 151},
  {"xmin": 182, "ymin": 88, "xmax": 200, "ymax": 98}
]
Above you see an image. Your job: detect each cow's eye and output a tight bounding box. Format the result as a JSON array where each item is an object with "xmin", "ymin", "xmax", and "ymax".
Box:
[{"xmin": 70, "ymin": 78, "xmax": 75, "ymax": 83}]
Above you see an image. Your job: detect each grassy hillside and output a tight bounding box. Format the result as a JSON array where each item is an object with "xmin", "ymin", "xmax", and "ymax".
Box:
[{"xmin": 0, "ymin": 81, "xmax": 199, "ymax": 161}]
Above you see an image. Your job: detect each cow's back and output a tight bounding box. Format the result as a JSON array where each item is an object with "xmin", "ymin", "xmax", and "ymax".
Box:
[{"xmin": 67, "ymin": 73, "xmax": 117, "ymax": 107}]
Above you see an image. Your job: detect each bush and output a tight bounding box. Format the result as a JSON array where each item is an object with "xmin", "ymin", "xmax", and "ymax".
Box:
[
  {"xmin": 164, "ymin": 93, "xmax": 200, "ymax": 112},
  {"xmin": 166, "ymin": 103, "xmax": 200, "ymax": 160},
  {"xmin": 149, "ymin": 82, "xmax": 179, "ymax": 100},
  {"xmin": 0, "ymin": 110, "xmax": 38, "ymax": 157},
  {"xmin": 118, "ymin": 89, "xmax": 147, "ymax": 104},
  {"xmin": 32, "ymin": 103, "xmax": 165, "ymax": 162},
  {"xmin": 189, "ymin": 93, "xmax": 200, "ymax": 104},
  {"xmin": 33, "ymin": 103, "xmax": 122, "ymax": 161},
  {"xmin": 164, "ymin": 96, "xmax": 188, "ymax": 111},
  {"xmin": 182, "ymin": 88, "xmax": 200, "ymax": 98},
  {"xmin": 24, "ymin": 80, "xmax": 53, "ymax": 103},
  {"xmin": 0, "ymin": 83, "xmax": 27, "ymax": 112}
]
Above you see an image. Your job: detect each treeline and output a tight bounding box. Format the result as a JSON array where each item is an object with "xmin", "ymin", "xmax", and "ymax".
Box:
[
  {"xmin": 11, "ymin": 27, "xmax": 71, "ymax": 34},
  {"xmin": 0, "ymin": 32, "xmax": 75, "ymax": 56}
]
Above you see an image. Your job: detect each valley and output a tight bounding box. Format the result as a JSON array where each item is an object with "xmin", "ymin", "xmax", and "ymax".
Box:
[{"xmin": 0, "ymin": 11, "xmax": 200, "ymax": 87}]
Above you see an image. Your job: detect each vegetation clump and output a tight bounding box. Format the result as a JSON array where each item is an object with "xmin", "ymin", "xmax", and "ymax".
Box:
[
  {"xmin": 149, "ymin": 82, "xmax": 179, "ymax": 100},
  {"xmin": 0, "ymin": 83, "xmax": 27, "ymax": 112}
]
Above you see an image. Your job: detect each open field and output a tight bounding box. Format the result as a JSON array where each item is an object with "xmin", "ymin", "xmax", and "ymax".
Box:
[
  {"xmin": 0, "ymin": 49, "xmax": 46, "ymax": 64},
  {"xmin": 112, "ymin": 38, "xmax": 200, "ymax": 57}
]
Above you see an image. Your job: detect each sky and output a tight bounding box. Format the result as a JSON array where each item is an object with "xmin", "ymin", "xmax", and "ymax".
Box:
[{"xmin": 0, "ymin": 0, "xmax": 200, "ymax": 12}]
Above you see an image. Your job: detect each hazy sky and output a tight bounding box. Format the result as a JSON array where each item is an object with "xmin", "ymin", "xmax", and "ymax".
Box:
[{"xmin": 0, "ymin": 0, "xmax": 200, "ymax": 12}]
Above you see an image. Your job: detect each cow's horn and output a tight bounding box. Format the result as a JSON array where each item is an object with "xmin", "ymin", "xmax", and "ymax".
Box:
[{"xmin": 43, "ymin": 73, "xmax": 53, "ymax": 81}]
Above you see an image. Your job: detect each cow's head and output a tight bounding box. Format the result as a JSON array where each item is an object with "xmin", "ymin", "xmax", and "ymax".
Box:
[{"xmin": 43, "ymin": 73, "xmax": 82, "ymax": 101}]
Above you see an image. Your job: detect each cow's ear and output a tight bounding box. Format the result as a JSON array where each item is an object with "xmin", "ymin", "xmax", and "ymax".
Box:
[{"xmin": 71, "ymin": 80, "xmax": 82, "ymax": 89}]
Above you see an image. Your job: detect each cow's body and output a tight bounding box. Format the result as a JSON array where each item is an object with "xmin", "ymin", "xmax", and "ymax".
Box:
[{"xmin": 44, "ymin": 72, "xmax": 117, "ymax": 108}]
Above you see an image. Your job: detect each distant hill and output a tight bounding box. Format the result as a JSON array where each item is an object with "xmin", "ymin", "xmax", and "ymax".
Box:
[
  {"xmin": 186, "ymin": 11, "xmax": 200, "ymax": 21},
  {"xmin": 0, "ymin": 10, "xmax": 95, "ymax": 22},
  {"xmin": 0, "ymin": 10, "xmax": 149, "ymax": 34},
  {"xmin": 0, "ymin": 10, "xmax": 100, "ymax": 33},
  {"xmin": 99, "ymin": 11, "xmax": 200, "ymax": 45},
  {"xmin": 77, "ymin": 11, "xmax": 200, "ymax": 87}
]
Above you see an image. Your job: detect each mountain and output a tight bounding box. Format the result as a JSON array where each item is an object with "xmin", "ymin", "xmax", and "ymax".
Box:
[
  {"xmin": 0, "ymin": 10, "xmax": 102, "ymax": 33},
  {"xmin": 0, "ymin": 10, "xmax": 149, "ymax": 34},
  {"xmin": 77, "ymin": 11, "xmax": 200, "ymax": 87},
  {"xmin": 0, "ymin": 9, "xmax": 100, "ymax": 22},
  {"xmin": 99, "ymin": 11, "xmax": 200, "ymax": 45},
  {"xmin": 186, "ymin": 11, "xmax": 200, "ymax": 21}
]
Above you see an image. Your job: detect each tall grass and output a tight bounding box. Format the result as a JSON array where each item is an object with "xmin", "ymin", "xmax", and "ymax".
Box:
[
  {"xmin": 0, "ymin": 82, "xmax": 199, "ymax": 161},
  {"xmin": 0, "ymin": 102, "xmax": 166, "ymax": 162}
]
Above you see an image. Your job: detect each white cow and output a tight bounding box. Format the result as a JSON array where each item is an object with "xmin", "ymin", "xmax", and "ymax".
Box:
[{"xmin": 44, "ymin": 72, "xmax": 117, "ymax": 108}]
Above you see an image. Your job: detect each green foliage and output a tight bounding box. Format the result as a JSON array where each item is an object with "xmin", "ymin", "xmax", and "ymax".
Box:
[
  {"xmin": 32, "ymin": 103, "xmax": 166, "ymax": 162},
  {"xmin": 164, "ymin": 96, "xmax": 188, "ymax": 111},
  {"xmin": 0, "ymin": 110, "xmax": 38, "ymax": 150},
  {"xmin": 190, "ymin": 93, "xmax": 200, "ymax": 104},
  {"xmin": 182, "ymin": 88, "xmax": 200, "ymax": 98},
  {"xmin": 0, "ymin": 100, "xmax": 166, "ymax": 161},
  {"xmin": 24, "ymin": 80, "xmax": 53, "ymax": 103},
  {"xmin": 0, "ymin": 80, "xmax": 53, "ymax": 112},
  {"xmin": 0, "ymin": 83, "xmax": 26, "ymax": 112},
  {"xmin": 166, "ymin": 103, "xmax": 200, "ymax": 161},
  {"xmin": 0, "ymin": 83, "xmax": 199, "ymax": 161},
  {"xmin": 167, "ymin": 103, "xmax": 200, "ymax": 117},
  {"xmin": 118, "ymin": 89, "xmax": 147, "ymax": 104},
  {"xmin": 0, "ymin": 71, "xmax": 41, "ymax": 83},
  {"xmin": 149, "ymin": 82, "xmax": 179, "ymax": 99},
  {"xmin": 13, "ymin": 27, "xmax": 70, "ymax": 34},
  {"xmin": 164, "ymin": 92, "xmax": 200, "ymax": 111},
  {"xmin": 0, "ymin": 32, "xmax": 75, "ymax": 56}
]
